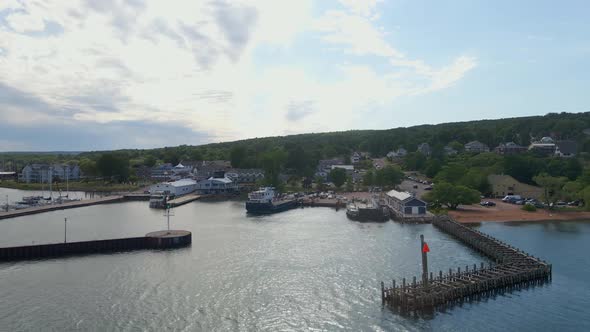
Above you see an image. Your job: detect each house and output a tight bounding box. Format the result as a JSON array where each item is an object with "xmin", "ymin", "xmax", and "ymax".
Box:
[
  {"xmin": 315, "ymin": 158, "xmax": 344, "ymax": 181},
  {"xmin": 554, "ymin": 141, "xmax": 577, "ymax": 158},
  {"xmin": 196, "ymin": 175, "xmax": 238, "ymax": 194},
  {"xmin": 151, "ymin": 163, "xmax": 174, "ymax": 180},
  {"xmin": 149, "ymin": 178, "xmax": 197, "ymax": 196},
  {"xmin": 387, "ymin": 148, "xmax": 407, "ymax": 159},
  {"xmin": 19, "ymin": 163, "xmax": 80, "ymax": 183},
  {"xmin": 487, "ymin": 174, "xmax": 543, "ymax": 199},
  {"xmin": 443, "ymin": 146, "xmax": 458, "ymax": 156},
  {"xmin": 225, "ymin": 168, "xmax": 265, "ymax": 184},
  {"xmin": 464, "ymin": 141, "xmax": 489, "ymax": 154},
  {"xmin": 351, "ymin": 152, "xmax": 369, "ymax": 164},
  {"xmin": 528, "ymin": 137, "xmax": 556, "ymax": 156},
  {"xmin": 494, "ymin": 142, "xmax": 527, "ymax": 155},
  {"xmin": 193, "ymin": 160, "xmax": 232, "ymax": 180},
  {"xmin": 372, "ymin": 158, "xmax": 387, "ymax": 169},
  {"xmin": 417, "ymin": 143, "xmax": 431, "ymax": 157},
  {"xmin": 384, "ymin": 189, "xmax": 427, "ymax": 216}
]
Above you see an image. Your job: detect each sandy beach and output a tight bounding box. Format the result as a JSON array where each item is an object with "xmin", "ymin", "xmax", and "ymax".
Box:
[{"xmin": 449, "ymin": 199, "xmax": 590, "ymax": 223}]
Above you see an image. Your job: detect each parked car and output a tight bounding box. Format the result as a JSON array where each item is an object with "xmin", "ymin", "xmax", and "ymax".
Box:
[
  {"xmin": 480, "ymin": 201, "xmax": 496, "ymax": 207},
  {"xmin": 502, "ymin": 195, "xmax": 522, "ymax": 202},
  {"xmin": 555, "ymin": 201, "xmax": 567, "ymax": 207},
  {"xmin": 514, "ymin": 200, "xmax": 525, "ymax": 205},
  {"xmin": 424, "ymin": 186, "xmax": 433, "ymax": 191},
  {"xmin": 568, "ymin": 200, "xmax": 580, "ymax": 206}
]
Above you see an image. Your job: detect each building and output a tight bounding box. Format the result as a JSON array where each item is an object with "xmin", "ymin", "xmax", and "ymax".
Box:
[
  {"xmin": 196, "ymin": 176, "xmax": 238, "ymax": 194},
  {"xmin": 443, "ymin": 146, "xmax": 458, "ymax": 156},
  {"xmin": 351, "ymin": 152, "xmax": 369, "ymax": 164},
  {"xmin": 315, "ymin": 158, "xmax": 344, "ymax": 181},
  {"xmin": 387, "ymin": 148, "xmax": 407, "ymax": 159},
  {"xmin": 384, "ymin": 189, "xmax": 427, "ymax": 215},
  {"xmin": 0, "ymin": 171, "xmax": 16, "ymax": 180},
  {"xmin": 464, "ymin": 141, "xmax": 489, "ymax": 154},
  {"xmin": 149, "ymin": 179, "xmax": 197, "ymax": 196},
  {"xmin": 19, "ymin": 163, "xmax": 81, "ymax": 183},
  {"xmin": 192, "ymin": 160, "xmax": 232, "ymax": 180},
  {"xmin": 528, "ymin": 137, "xmax": 556, "ymax": 156},
  {"xmin": 417, "ymin": 143, "xmax": 431, "ymax": 157},
  {"xmin": 554, "ymin": 141, "xmax": 577, "ymax": 158},
  {"xmin": 494, "ymin": 142, "xmax": 527, "ymax": 155},
  {"xmin": 151, "ymin": 163, "xmax": 174, "ymax": 180},
  {"xmin": 225, "ymin": 169, "xmax": 265, "ymax": 184},
  {"xmin": 487, "ymin": 174, "xmax": 543, "ymax": 199}
]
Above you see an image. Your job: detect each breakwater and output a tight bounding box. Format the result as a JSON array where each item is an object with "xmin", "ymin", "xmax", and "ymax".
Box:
[
  {"xmin": 382, "ymin": 216, "xmax": 552, "ymax": 313},
  {"xmin": 0, "ymin": 230, "xmax": 191, "ymax": 261}
]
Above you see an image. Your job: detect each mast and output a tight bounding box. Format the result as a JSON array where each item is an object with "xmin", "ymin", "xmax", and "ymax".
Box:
[{"xmin": 48, "ymin": 166, "xmax": 53, "ymax": 203}]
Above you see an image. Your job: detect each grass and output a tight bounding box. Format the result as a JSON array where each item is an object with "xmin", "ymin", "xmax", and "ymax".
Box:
[{"xmin": 0, "ymin": 180, "xmax": 143, "ymax": 192}]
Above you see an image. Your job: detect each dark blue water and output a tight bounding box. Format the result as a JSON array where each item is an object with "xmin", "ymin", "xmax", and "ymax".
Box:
[{"xmin": 0, "ymin": 201, "xmax": 588, "ymax": 331}]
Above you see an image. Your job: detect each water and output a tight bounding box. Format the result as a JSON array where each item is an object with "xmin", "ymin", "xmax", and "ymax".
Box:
[{"xmin": 0, "ymin": 201, "xmax": 589, "ymax": 331}]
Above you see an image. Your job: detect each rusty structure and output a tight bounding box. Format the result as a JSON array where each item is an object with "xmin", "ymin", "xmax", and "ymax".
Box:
[{"xmin": 382, "ymin": 216, "xmax": 552, "ymax": 313}]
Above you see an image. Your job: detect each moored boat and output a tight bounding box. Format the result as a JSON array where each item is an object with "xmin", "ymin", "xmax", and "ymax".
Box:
[{"xmin": 246, "ymin": 187, "xmax": 298, "ymax": 214}]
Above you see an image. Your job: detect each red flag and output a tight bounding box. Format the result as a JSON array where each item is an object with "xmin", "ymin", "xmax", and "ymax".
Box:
[{"xmin": 422, "ymin": 242, "xmax": 430, "ymax": 253}]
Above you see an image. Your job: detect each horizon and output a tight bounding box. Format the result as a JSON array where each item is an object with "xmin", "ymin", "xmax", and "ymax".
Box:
[{"xmin": 1, "ymin": 1, "xmax": 589, "ymax": 151}]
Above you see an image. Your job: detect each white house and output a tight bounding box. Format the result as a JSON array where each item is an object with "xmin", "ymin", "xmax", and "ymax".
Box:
[
  {"xmin": 464, "ymin": 141, "xmax": 489, "ymax": 153},
  {"xmin": 19, "ymin": 163, "xmax": 80, "ymax": 183},
  {"xmin": 387, "ymin": 148, "xmax": 407, "ymax": 159},
  {"xmin": 149, "ymin": 179, "xmax": 197, "ymax": 196}
]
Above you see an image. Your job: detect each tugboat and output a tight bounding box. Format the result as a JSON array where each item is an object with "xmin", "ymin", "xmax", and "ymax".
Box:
[
  {"xmin": 346, "ymin": 196, "xmax": 388, "ymax": 222},
  {"xmin": 246, "ymin": 187, "xmax": 298, "ymax": 214}
]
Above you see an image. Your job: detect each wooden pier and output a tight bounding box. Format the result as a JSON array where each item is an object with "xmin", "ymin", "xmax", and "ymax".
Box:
[
  {"xmin": 166, "ymin": 193, "xmax": 203, "ymax": 208},
  {"xmin": 382, "ymin": 216, "xmax": 552, "ymax": 313}
]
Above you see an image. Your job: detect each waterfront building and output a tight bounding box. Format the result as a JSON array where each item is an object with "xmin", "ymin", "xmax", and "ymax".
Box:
[
  {"xmin": 464, "ymin": 141, "xmax": 490, "ymax": 154},
  {"xmin": 494, "ymin": 142, "xmax": 527, "ymax": 155},
  {"xmin": 487, "ymin": 174, "xmax": 543, "ymax": 199},
  {"xmin": 225, "ymin": 169, "xmax": 265, "ymax": 184},
  {"xmin": 417, "ymin": 143, "xmax": 431, "ymax": 157},
  {"xmin": 151, "ymin": 163, "xmax": 174, "ymax": 180},
  {"xmin": 149, "ymin": 178, "xmax": 197, "ymax": 196},
  {"xmin": 19, "ymin": 163, "xmax": 80, "ymax": 183},
  {"xmin": 315, "ymin": 158, "xmax": 344, "ymax": 181},
  {"xmin": 384, "ymin": 189, "xmax": 427, "ymax": 215},
  {"xmin": 0, "ymin": 171, "xmax": 17, "ymax": 180},
  {"xmin": 196, "ymin": 175, "xmax": 238, "ymax": 194}
]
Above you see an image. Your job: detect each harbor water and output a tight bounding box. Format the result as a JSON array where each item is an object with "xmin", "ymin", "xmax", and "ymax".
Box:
[{"xmin": 0, "ymin": 200, "xmax": 589, "ymax": 331}]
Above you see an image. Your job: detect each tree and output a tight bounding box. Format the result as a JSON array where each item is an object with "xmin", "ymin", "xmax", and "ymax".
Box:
[
  {"xmin": 143, "ymin": 155, "xmax": 157, "ymax": 167},
  {"xmin": 533, "ymin": 173, "xmax": 567, "ymax": 205},
  {"xmin": 423, "ymin": 182, "xmax": 481, "ymax": 210},
  {"xmin": 329, "ymin": 168, "xmax": 346, "ymax": 188},
  {"xmin": 424, "ymin": 159, "xmax": 442, "ymax": 178},
  {"xmin": 434, "ymin": 163, "xmax": 468, "ymax": 184},
  {"xmin": 96, "ymin": 153, "xmax": 130, "ymax": 182},
  {"xmin": 230, "ymin": 146, "xmax": 247, "ymax": 168},
  {"xmin": 374, "ymin": 165, "xmax": 404, "ymax": 187},
  {"xmin": 79, "ymin": 158, "xmax": 98, "ymax": 177},
  {"xmin": 363, "ymin": 169, "xmax": 375, "ymax": 186},
  {"xmin": 345, "ymin": 176, "xmax": 354, "ymax": 192}
]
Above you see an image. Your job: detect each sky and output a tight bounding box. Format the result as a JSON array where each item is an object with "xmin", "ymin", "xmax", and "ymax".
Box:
[{"xmin": 0, "ymin": 0, "xmax": 589, "ymax": 151}]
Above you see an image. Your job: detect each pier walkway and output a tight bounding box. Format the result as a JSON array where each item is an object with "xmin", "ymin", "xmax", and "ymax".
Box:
[
  {"xmin": 382, "ymin": 216, "xmax": 552, "ymax": 313},
  {"xmin": 0, "ymin": 196, "xmax": 124, "ymax": 220},
  {"xmin": 167, "ymin": 194, "xmax": 203, "ymax": 208}
]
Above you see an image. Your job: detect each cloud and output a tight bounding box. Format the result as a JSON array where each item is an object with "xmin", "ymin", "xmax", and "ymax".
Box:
[{"xmin": 0, "ymin": 0, "xmax": 477, "ymax": 150}]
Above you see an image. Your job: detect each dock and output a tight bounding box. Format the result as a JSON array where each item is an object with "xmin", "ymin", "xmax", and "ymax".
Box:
[
  {"xmin": 166, "ymin": 193, "xmax": 203, "ymax": 208},
  {"xmin": 0, "ymin": 196, "xmax": 124, "ymax": 220},
  {"xmin": 382, "ymin": 215, "xmax": 552, "ymax": 313},
  {"xmin": 0, "ymin": 230, "xmax": 191, "ymax": 261}
]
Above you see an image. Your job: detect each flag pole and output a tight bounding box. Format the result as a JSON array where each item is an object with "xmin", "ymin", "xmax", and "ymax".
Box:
[{"xmin": 420, "ymin": 234, "xmax": 429, "ymax": 289}]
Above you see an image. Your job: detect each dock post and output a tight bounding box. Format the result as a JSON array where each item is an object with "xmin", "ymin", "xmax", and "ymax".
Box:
[{"xmin": 420, "ymin": 234, "xmax": 429, "ymax": 289}]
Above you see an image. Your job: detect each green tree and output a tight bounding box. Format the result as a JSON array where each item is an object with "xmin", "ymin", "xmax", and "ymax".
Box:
[
  {"xmin": 363, "ymin": 169, "xmax": 375, "ymax": 186},
  {"xmin": 96, "ymin": 153, "xmax": 130, "ymax": 182},
  {"xmin": 434, "ymin": 163, "xmax": 468, "ymax": 184},
  {"xmin": 424, "ymin": 159, "xmax": 442, "ymax": 178},
  {"xmin": 143, "ymin": 155, "xmax": 157, "ymax": 167},
  {"xmin": 345, "ymin": 176, "xmax": 354, "ymax": 192},
  {"xmin": 374, "ymin": 165, "xmax": 404, "ymax": 187},
  {"xmin": 533, "ymin": 173, "xmax": 567, "ymax": 205},
  {"xmin": 423, "ymin": 182, "xmax": 481, "ymax": 210},
  {"xmin": 230, "ymin": 146, "xmax": 247, "ymax": 168},
  {"xmin": 78, "ymin": 158, "xmax": 98, "ymax": 177},
  {"xmin": 329, "ymin": 168, "xmax": 347, "ymax": 188}
]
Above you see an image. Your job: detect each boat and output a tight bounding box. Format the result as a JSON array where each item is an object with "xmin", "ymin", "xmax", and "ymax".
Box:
[
  {"xmin": 346, "ymin": 197, "xmax": 388, "ymax": 222},
  {"xmin": 149, "ymin": 192, "xmax": 169, "ymax": 209},
  {"xmin": 246, "ymin": 187, "xmax": 298, "ymax": 214}
]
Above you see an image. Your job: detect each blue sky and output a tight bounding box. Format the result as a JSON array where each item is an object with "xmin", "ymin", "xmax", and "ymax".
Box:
[{"xmin": 0, "ymin": 0, "xmax": 588, "ymax": 151}]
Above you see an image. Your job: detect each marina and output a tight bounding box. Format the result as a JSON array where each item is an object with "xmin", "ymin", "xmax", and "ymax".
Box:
[{"xmin": 0, "ymin": 201, "xmax": 586, "ymax": 331}]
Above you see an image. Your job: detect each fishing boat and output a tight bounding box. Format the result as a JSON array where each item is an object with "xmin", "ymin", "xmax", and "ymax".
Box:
[
  {"xmin": 245, "ymin": 187, "xmax": 298, "ymax": 214},
  {"xmin": 346, "ymin": 197, "xmax": 388, "ymax": 222}
]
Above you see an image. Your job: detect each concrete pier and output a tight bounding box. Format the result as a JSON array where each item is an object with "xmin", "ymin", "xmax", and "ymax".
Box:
[
  {"xmin": 0, "ymin": 196, "xmax": 124, "ymax": 220},
  {"xmin": 0, "ymin": 230, "xmax": 192, "ymax": 261},
  {"xmin": 166, "ymin": 194, "xmax": 203, "ymax": 208}
]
